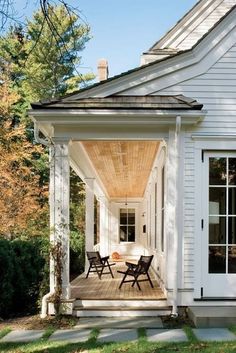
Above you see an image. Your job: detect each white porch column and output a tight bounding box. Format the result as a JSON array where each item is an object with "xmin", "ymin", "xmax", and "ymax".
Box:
[
  {"xmin": 99, "ymin": 196, "xmax": 109, "ymax": 256},
  {"xmin": 165, "ymin": 116, "xmax": 181, "ymax": 316},
  {"xmin": 49, "ymin": 140, "xmax": 70, "ymax": 299},
  {"xmin": 85, "ymin": 178, "xmax": 95, "ymax": 270}
]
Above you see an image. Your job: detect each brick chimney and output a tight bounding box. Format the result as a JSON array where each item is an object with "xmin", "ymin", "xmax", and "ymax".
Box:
[{"xmin": 97, "ymin": 59, "xmax": 109, "ymax": 82}]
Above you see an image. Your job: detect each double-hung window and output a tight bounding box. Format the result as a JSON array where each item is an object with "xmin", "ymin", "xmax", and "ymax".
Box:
[{"xmin": 119, "ymin": 208, "xmax": 135, "ymax": 242}]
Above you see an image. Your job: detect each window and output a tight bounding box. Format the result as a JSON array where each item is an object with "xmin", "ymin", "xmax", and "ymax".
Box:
[
  {"xmin": 208, "ymin": 157, "xmax": 236, "ymax": 273},
  {"xmin": 120, "ymin": 208, "xmax": 135, "ymax": 242},
  {"xmin": 161, "ymin": 166, "xmax": 165, "ymax": 252}
]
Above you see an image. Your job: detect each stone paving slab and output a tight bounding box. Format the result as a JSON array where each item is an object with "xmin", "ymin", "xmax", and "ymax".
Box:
[
  {"xmin": 49, "ymin": 329, "xmax": 90, "ymax": 342},
  {"xmin": 76, "ymin": 317, "xmax": 163, "ymax": 329},
  {"xmin": 193, "ymin": 328, "xmax": 236, "ymax": 341},
  {"xmin": 98, "ymin": 329, "xmax": 138, "ymax": 343},
  {"xmin": 147, "ymin": 329, "xmax": 188, "ymax": 342},
  {"xmin": 0, "ymin": 330, "xmax": 45, "ymax": 343}
]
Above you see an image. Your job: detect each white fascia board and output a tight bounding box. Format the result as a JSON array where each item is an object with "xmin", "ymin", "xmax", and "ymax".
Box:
[
  {"xmin": 29, "ymin": 109, "xmax": 206, "ymax": 126},
  {"xmin": 63, "ymin": 8, "xmax": 236, "ymax": 99}
]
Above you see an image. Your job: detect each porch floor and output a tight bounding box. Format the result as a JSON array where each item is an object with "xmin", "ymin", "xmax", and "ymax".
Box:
[{"xmin": 71, "ymin": 262, "xmax": 166, "ymax": 300}]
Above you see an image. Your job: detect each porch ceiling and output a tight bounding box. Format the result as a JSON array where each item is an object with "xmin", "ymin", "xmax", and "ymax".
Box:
[{"xmin": 82, "ymin": 141, "xmax": 160, "ymax": 198}]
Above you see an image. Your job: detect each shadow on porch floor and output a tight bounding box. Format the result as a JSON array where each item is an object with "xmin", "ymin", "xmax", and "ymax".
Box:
[{"xmin": 70, "ymin": 261, "xmax": 166, "ymax": 300}]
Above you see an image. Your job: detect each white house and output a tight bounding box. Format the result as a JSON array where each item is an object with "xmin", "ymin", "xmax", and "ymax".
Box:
[{"xmin": 30, "ymin": 0, "xmax": 236, "ymax": 320}]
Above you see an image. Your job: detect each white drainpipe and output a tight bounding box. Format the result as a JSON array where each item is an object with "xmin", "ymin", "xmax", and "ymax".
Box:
[
  {"xmin": 40, "ymin": 291, "xmax": 54, "ymax": 318},
  {"xmin": 171, "ymin": 115, "xmax": 181, "ymax": 317}
]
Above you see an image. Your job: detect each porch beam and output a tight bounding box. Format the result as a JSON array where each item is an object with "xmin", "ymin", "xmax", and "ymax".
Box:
[{"xmin": 49, "ymin": 141, "xmax": 70, "ymax": 299}]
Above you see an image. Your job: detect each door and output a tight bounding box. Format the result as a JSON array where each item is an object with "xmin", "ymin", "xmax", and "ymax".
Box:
[{"xmin": 202, "ymin": 153, "xmax": 236, "ymax": 297}]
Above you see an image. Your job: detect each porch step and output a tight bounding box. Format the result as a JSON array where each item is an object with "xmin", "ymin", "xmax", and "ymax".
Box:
[
  {"xmin": 75, "ymin": 317, "xmax": 164, "ymax": 329},
  {"xmin": 75, "ymin": 299, "xmax": 168, "ymax": 308},
  {"xmin": 188, "ymin": 306, "xmax": 236, "ymax": 328},
  {"xmin": 73, "ymin": 305, "xmax": 171, "ymax": 317}
]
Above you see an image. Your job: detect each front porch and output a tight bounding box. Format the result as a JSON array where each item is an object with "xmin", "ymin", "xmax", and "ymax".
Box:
[
  {"xmin": 71, "ymin": 261, "xmax": 166, "ymax": 300},
  {"xmin": 70, "ymin": 261, "xmax": 170, "ymax": 317}
]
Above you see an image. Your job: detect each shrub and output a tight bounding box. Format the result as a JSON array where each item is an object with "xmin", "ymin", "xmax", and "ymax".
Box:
[
  {"xmin": 0, "ymin": 239, "xmax": 14, "ymax": 318},
  {"xmin": 70, "ymin": 231, "xmax": 85, "ymax": 279},
  {"xmin": 0, "ymin": 238, "xmax": 46, "ymax": 318}
]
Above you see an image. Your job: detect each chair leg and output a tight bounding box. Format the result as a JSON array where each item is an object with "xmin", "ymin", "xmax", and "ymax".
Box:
[
  {"xmin": 132, "ymin": 276, "xmax": 141, "ymax": 291},
  {"xmin": 95, "ymin": 264, "xmax": 102, "ymax": 279},
  {"xmin": 119, "ymin": 273, "xmax": 128, "ymax": 289},
  {"xmin": 86, "ymin": 264, "xmax": 92, "ymax": 278},
  {"xmin": 107, "ymin": 261, "xmax": 114, "ymax": 278},
  {"xmin": 147, "ymin": 272, "xmax": 154, "ymax": 288}
]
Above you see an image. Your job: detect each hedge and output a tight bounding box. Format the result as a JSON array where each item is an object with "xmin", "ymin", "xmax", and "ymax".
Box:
[
  {"xmin": 0, "ymin": 232, "xmax": 85, "ymax": 319},
  {"xmin": 0, "ymin": 238, "xmax": 46, "ymax": 318}
]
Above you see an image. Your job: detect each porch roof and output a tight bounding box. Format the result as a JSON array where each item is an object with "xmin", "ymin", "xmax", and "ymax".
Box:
[{"xmin": 31, "ymin": 94, "xmax": 203, "ymax": 110}]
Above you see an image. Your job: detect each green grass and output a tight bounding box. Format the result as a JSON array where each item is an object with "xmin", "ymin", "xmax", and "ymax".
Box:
[
  {"xmin": 1, "ymin": 339, "xmax": 236, "ymax": 353},
  {"xmin": 41, "ymin": 327, "xmax": 55, "ymax": 340},
  {"xmin": 0, "ymin": 327, "xmax": 11, "ymax": 339},
  {"xmin": 0, "ymin": 326, "xmax": 236, "ymax": 353}
]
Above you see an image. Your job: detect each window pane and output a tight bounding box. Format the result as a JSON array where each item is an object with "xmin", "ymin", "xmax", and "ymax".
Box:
[
  {"xmin": 209, "ymin": 246, "xmax": 226, "ymax": 273},
  {"xmin": 229, "ymin": 158, "xmax": 236, "ymax": 185},
  {"xmin": 209, "ymin": 216, "xmax": 226, "ymax": 244},
  {"xmin": 128, "ymin": 226, "xmax": 135, "ymax": 242},
  {"xmin": 209, "ymin": 158, "xmax": 226, "ymax": 185},
  {"xmin": 120, "ymin": 209, "xmax": 127, "ymax": 224},
  {"xmin": 229, "ymin": 217, "xmax": 236, "ymax": 244},
  {"xmin": 128, "ymin": 209, "xmax": 135, "ymax": 224},
  {"xmin": 228, "ymin": 246, "xmax": 236, "ymax": 273},
  {"xmin": 120, "ymin": 226, "xmax": 127, "ymax": 241},
  {"xmin": 209, "ymin": 188, "xmax": 226, "ymax": 215},
  {"xmin": 229, "ymin": 188, "xmax": 236, "ymax": 215}
]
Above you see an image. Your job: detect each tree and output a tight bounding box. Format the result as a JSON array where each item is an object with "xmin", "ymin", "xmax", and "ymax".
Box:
[
  {"xmin": 0, "ymin": 66, "xmax": 46, "ymax": 236},
  {"xmin": 0, "ymin": 4, "xmax": 91, "ymax": 237}
]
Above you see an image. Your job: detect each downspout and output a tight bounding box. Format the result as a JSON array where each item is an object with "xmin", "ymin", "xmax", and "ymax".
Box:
[
  {"xmin": 34, "ymin": 122, "xmax": 55, "ymax": 318},
  {"xmin": 171, "ymin": 115, "xmax": 181, "ymax": 317}
]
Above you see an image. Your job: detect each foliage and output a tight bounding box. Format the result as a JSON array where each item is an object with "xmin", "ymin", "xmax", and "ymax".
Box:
[
  {"xmin": 24, "ymin": 5, "xmax": 93, "ymax": 100},
  {"xmin": 49, "ymin": 240, "xmax": 65, "ymax": 316},
  {"xmin": 0, "ymin": 4, "xmax": 91, "ymax": 238},
  {"xmin": 0, "ymin": 238, "xmax": 46, "ymax": 318},
  {"xmin": 0, "ymin": 119, "xmax": 46, "ymax": 236},
  {"xmin": 70, "ymin": 231, "xmax": 85, "ymax": 277}
]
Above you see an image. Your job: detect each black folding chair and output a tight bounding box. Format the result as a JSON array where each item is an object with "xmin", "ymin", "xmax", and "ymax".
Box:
[
  {"xmin": 86, "ymin": 251, "xmax": 115, "ymax": 279},
  {"xmin": 117, "ymin": 255, "xmax": 154, "ymax": 290}
]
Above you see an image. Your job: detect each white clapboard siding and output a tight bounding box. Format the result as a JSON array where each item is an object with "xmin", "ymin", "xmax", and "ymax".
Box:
[
  {"xmin": 154, "ymin": 43, "xmax": 236, "ymax": 288},
  {"xmin": 167, "ymin": 0, "xmax": 236, "ymax": 51}
]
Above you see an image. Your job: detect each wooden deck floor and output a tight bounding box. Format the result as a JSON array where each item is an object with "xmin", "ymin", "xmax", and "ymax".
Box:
[{"xmin": 71, "ymin": 262, "xmax": 166, "ymax": 300}]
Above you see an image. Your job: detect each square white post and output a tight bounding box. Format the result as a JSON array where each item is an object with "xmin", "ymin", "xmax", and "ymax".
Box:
[
  {"xmin": 49, "ymin": 141, "xmax": 70, "ymax": 299},
  {"xmin": 165, "ymin": 117, "xmax": 182, "ymax": 315},
  {"xmin": 99, "ymin": 196, "xmax": 110, "ymax": 256},
  {"xmin": 85, "ymin": 178, "xmax": 95, "ymax": 270}
]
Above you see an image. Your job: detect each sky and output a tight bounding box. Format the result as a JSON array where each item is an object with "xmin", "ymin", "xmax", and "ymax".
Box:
[{"xmin": 14, "ymin": 0, "xmax": 197, "ymax": 80}]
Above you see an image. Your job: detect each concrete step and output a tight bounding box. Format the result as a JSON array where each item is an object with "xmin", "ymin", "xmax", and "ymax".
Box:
[
  {"xmin": 73, "ymin": 305, "xmax": 171, "ymax": 317},
  {"xmin": 75, "ymin": 316, "xmax": 164, "ymax": 329},
  {"xmin": 188, "ymin": 306, "xmax": 236, "ymax": 328}
]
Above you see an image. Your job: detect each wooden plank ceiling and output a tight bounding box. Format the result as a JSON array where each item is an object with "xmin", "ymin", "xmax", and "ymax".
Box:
[{"xmin": 82, "ymin": 141, "xmax": 160, "ymax": 198}]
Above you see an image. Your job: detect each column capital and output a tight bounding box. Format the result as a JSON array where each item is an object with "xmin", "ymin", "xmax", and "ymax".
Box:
[{"xmin": 51, "ymin": 137, "xmax": 71, "ymax": 145}]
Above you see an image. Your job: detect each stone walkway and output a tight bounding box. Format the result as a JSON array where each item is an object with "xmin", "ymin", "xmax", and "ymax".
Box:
[{"xmin": 1, "ymin": 328, "xmax": 236, "ymax": 343}]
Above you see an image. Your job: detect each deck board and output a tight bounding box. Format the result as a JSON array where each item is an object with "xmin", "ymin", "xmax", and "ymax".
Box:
[{"xmin": 71, "ymin": 262, "xmax": 166, "ymax": 300}]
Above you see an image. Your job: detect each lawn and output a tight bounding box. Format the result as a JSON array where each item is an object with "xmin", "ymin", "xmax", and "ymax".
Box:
[{"xmin": 1, "ymin": 327, "xmax": 236, "ymax": 353}]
